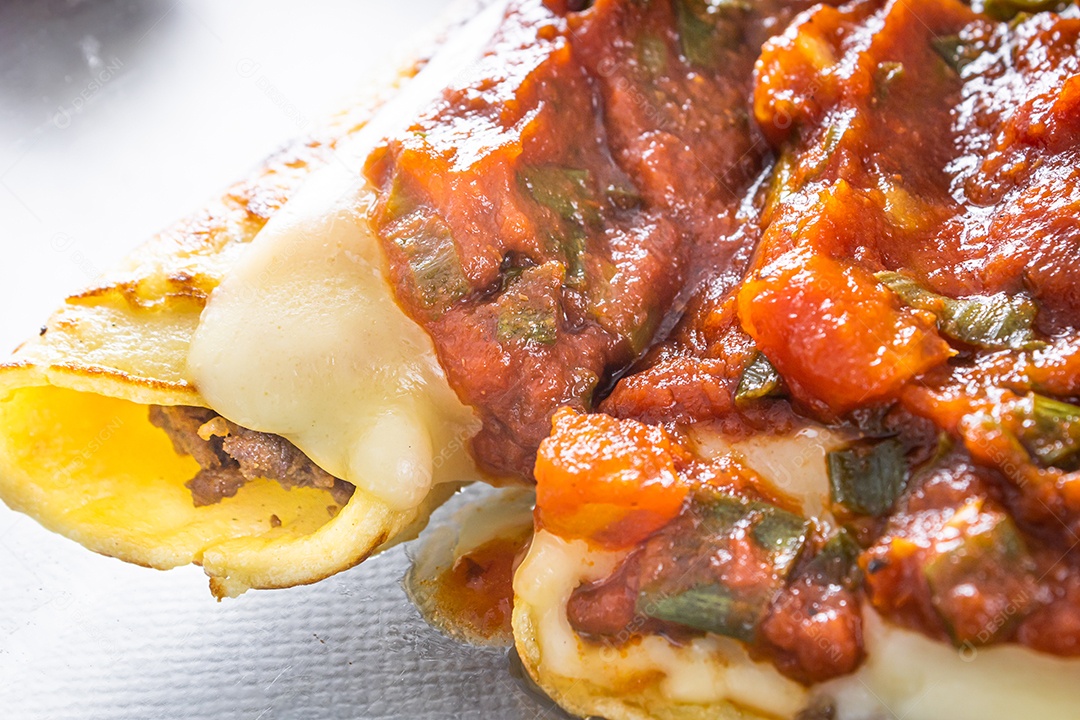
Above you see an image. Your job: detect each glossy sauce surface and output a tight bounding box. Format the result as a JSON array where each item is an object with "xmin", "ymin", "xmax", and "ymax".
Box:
[
  {"xmin": 597, "ymin": 0, "xmax": 1080, "ymax": 668},
  {"xmin": 366, "ymin": 0, "xmax": 824, "ymax": 479},
  {"xmin": 373, "ymin": 0, "xmax": 1080, "ymax": 683}
]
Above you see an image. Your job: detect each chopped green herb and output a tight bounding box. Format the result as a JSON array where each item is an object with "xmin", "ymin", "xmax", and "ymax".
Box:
[
  {"xmin": 978, "ymin": 0, "xmax": 1069, "ymax": 21},
  {"xmin": 641, "ymin": 584, "xmax": 761, "ymax": 642},
  {"xmin": 931, "ymin": 34, "xmax": 984, "ymax": 75},
  {"xmin": 1016, "ymin": 393, "xmax": 1080, "ymax": 471},
  {"xmin": 638, "ymin": 492, "xmax": 808, "ymax": 641},
  {"xmin": 735, "ymin": 353, "xmax": 784, "ymax": 406},
  {"xmin": 675, "ymin": 0, "xmax": 747, "ymax": 67},
  {"xmin": 876, "ymin": 271, "xmax": 1043, "ymax": 350},
  {"xmin": 827, "ymin": 438, "xmax": 908, "ymax": 517},
  {"xmin": 924, "ymin": 508, "xmax": 1036, "ymax": 646}
]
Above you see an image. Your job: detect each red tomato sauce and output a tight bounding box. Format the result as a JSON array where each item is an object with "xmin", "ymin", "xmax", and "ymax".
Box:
[{"xmin": 372, "ymin": 0, "xmax": 1080, "ymax": 683}]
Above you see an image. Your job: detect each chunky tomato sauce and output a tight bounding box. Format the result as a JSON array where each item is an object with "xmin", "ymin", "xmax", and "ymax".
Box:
[
  {"xmin": 371, "ymin": 0, "xmax": 1080, "ymax": 685},
  {"xmin": 367, "ymin": 0, "xmax": 825, "ymax": 479}
]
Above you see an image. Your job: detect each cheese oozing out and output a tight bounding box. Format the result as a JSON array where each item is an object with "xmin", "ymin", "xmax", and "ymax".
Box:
[
  {"xmin": 187, "ymin": 1, "xmax": 510, "ymax": 510},
  {"xmin": 515, "ymin": 425, "xmax": 1080, "ymax": 719}
]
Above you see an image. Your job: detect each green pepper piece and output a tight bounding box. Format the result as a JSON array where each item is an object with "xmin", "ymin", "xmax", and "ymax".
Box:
[
  {"xmin": 828, "ymin": 438, "xmax": 908, "ymax": 517},
  {"xmin": 496, "ymin": 307, "xmax": 557, "ymax": 345},
  {"xmin": 605, "ymin": 181, "xmax": 643, "ymax": 211},
  {"xmin": 762, "ymin": 151, "xmax": 797, "ymax": 222},
  {"xmin": 704, "ymin": 491, "xmax": 752, "ymax": 531},
  {"xmin": 978, "ymin": 0, "xmax": 1070, "ymax": 21},
  {"xmin": 562, "ymin": 227, "xmax": 588, "ymax": 285},
  {"xmin": 874, "ymin": 61, "xmax": 905, "ymax": 102},
  {"xmin": 520, "ymin": 165, "xmax": 602, "ymax": 285},
  {"xmin": 495, "ymin": 264, "xmax": 561, "ymax": 346},
  {"xmin": 674, "ymin": 0, "xmax": 747, "ymax": 67},
  {"xmin": 876, "ymin": 271, "xmax": 1043, "ymax": 351},
  {"xmin": 407, "ymin": 231, "xmax": 470, "ymax": 310},
  {"xmin": 698, "ymin": 492, "xmax": 809, "ymax": 570},
  {"xmin": 637, "ymin": 33, "xmax": 668, "ymax": 77},
  {"xmin": 795, "ymin": 699, "xmax": 839, "ymax": 720},
  {"xmin": 520, "ymin": 166, "xmax": 601, "ymax": 226},
  {"xmin": 805, "ymin": 529, "xmax": 863, "ymax": 589},
  {"xmin": 750, "ymin": 503, "xmax": 809, "ymax": 573},
  {"xmin": 930, "ymin": 34, "xmax": 983, "ymax": 75},
  {"xmin": 735, "ymin": 352, "xmax": 784, "ymax": 406}
]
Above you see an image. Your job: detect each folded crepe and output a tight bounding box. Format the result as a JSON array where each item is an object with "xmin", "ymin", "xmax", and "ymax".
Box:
[{"xmin": 0, "ymin": 0, "xmax": 505, "ymax": 599}]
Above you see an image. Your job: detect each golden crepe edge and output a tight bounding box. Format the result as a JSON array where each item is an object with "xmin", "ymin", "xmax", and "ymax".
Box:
[
  {"xmin": 512, "ymin": 609, "xmax": 761, "ymax": 720},
  {"xmin": 0, "ymin": 1, "xmax": 489, "ymax": 600}
]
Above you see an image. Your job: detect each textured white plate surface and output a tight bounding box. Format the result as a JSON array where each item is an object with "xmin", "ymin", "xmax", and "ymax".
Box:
[{"xmin": 0, "ymin": 3, "xmax": 567, "ymax": 717}]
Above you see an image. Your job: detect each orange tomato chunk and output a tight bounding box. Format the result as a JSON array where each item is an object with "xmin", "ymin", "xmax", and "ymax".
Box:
[
  {"xmin": 738, "ymin": 250, "xmax": 951, "ymax": 415},
  {"xmin": 534, "ymin": 408, "xmax": 690, "ymax": 549}
]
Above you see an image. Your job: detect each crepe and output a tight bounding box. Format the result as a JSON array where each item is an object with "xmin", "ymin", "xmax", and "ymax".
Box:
[{"xmin": 0, "ymin": 0, "xmax": 503, "ymax": 599}]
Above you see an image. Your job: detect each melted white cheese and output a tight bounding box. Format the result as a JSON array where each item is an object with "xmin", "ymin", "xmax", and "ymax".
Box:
[
  {"xmin": 690, "ymin": 424, "xmax": 849, "ymax": 521},
  {"xmin": 188, "ymin": 1, "xmax": 510, "ymax": 510},
  {"xmin": 515, "ymin": 530, "xmax": 809, "ymax": 719},
  {"xmin": 517, "ymin": 425, "xmax": 1080, "ymax": 719},
  {"xmin": 829, "ymin": 609, "xmax": 1080, "ymax": 719}
]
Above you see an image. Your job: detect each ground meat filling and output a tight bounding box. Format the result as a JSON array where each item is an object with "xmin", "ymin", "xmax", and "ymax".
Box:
[{"xmin": 149, "ymin": 406, "xmax": 355, "ymax": 507}]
